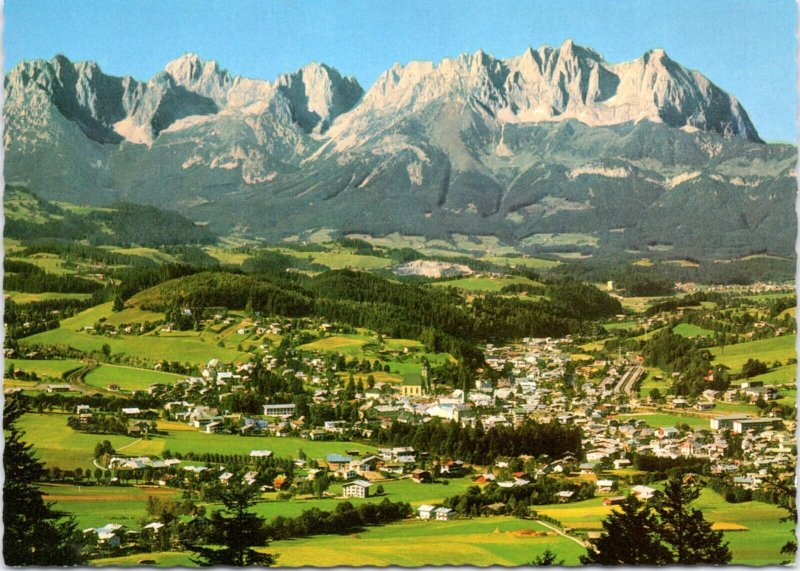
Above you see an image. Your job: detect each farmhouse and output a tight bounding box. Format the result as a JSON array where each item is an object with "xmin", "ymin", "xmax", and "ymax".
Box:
[
  {"xmin": 46, "ymin": 384, "xmax": 72, "ymax": 393},
  {"xmin": 411, "ymin": 469, "xmax": 432, "ymax": 483},
  {"xmin": 326, "ymin": 454, "xmax": 352, "ymax": 470},
  {"xmin": 434, "ymin": 507, "xmax": 455, "ymax": 521},
  {"xmin": 418, "ymin": 505, "xmax": 436, "ymax": 520},
  {"xmin": 342, "ymin": 480, "xmax": 372, "ymax": 499}
]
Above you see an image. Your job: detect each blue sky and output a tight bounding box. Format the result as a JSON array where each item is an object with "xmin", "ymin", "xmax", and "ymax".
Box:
[{"xmin": 3, "ymin": 0, "xmax": 797, "ymax": 142}]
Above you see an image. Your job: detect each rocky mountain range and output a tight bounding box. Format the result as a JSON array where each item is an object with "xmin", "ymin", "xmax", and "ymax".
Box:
[{"xmin": 4, "ymin": 41, "xmax": 796, "ymax": 259}]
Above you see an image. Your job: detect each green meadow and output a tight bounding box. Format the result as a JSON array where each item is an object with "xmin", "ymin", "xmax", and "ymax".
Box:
[
  {"xmin": 601, "ymin": 321, "xmax": 638, "ymax": 331},
  {"xmin": 431, "ymin": 276, "xmax": 542, "ymax": 293},
  {"xmin": 5, "ymin": 292, "xmax": 94, "ymax": 303},
  {"xmin": 614, "ymin": 412, "xmax": 709, "ymax": 429},
  {"xmin": 6, "ymin": 358, "xmax": 84, "ymax": 379},
  {"xmin": 21, "ymin": 303, "xmax": 250, "ymax": 365},
  {"xmin": 711, "ymin": 334, "xmax": 796, "ymax": 371},
  {"xmin": 268, "ymin": 517, "xmax": 585, "ymax": 567},
  {"xmin": 746, "ymin": 364, "xmax": 797, "ymax": 385},
  {"xmin": 17, "ymin": 413, "xmax": 141, "ymax": 470},
  {"xmin": 672, "ymin": 323, "xmax": 716, "ymax": 338},
  {"xmin": 40, "ymin": 484, "xmax": 180, "ymax": 530},
  {"xmin": 83, "ymin": 365, "xmax": 185, "ymax": 392},
  {"xmin": 120, "ymin": 427, "xmax": 376, "ymax": 460}
]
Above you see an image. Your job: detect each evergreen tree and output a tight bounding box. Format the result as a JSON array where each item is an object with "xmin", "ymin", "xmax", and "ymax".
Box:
[
  {"xmin": 582, "ymin": 477, "xmax": 731, "ymax": 565},
  {"xmin": 3, "ymin": 398, "xmax": 86, "ymax": 566},
  {"xmin": 187, "ymin": 480, "xmax": 274, "ymax": 567},
  {"xmin": 654, "ymin": 477, "xmax": 731, "ymax": 564},
  {"xmin": 532, "ymin": 548, "xmax": 564, "ymax": 566},
  {"xmin": 580, "ymin": 496, "xmax": 672, "ymax": 565}
]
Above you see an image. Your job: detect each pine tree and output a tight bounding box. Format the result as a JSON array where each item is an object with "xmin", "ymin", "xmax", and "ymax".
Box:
[
  {"xmin": 3, "ymin": 398, "xmax": 86, "ymax": 566},
  {"xmin": 187, "ymin": 479, "xmax": 274, "ymax": 567},
  {"xmin": 532, "ymin": 548, "xmax": 564, "ymax": 566},
  {"xmin": 654, "ymin": 477, "xmax": 731, "ymax": 564},
  {"xmin": 580, "ymin": 496, "xmax": 672, "ymax": 565},
  {"xmin": 582, "ymin": 477, "xmax": 731, "ymax": 566}
]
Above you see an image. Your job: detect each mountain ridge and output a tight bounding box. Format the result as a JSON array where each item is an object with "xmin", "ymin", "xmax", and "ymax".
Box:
[{"xmin": 4, "ymin": 41, "xmax": 795, "ymax": 260}]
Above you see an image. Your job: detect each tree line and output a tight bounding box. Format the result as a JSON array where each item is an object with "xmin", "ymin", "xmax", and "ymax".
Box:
[{"xmin": 369, "ymin": 419, "xmax": 582, "ymax": 465}]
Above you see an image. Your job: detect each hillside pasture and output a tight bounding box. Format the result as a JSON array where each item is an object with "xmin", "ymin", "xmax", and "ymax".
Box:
[
  {"xmin": 431, "ymin": 276, "xmax": 542, "ymax": 293},
  {"xmin": 83, "ymin": 365, "xmax": 185, "ymax": 392},
  {"xmin": 269, "ymin": 517, "xmax": 585, "ymax": 567},
  {"xmin": 41, "ymin": 483, "xmax": 179, "ymax": 530},
  {"xmin": 120, "ymin": 429, "xmax": 376, "ymax": 461},
  {"xmin": 672, "ymin": 323, "xmax": 715, "ymax": 338},
  {"xmin": 17, "ymin": 413, "xmax": 141, "ymax": 470},
  {"xmin": 6, "ymin": 358, "xmax": 84, "ymax": 379},
  {"xmin": 5, "ymin": 292, "xmax": 94, "ymax": 303},
  {"xmin": 711, "ymin": 334, "xmax": 796, "ymax": 371}
]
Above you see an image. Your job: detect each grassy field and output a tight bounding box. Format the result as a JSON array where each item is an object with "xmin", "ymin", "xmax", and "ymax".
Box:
[
  {"xmin": 672, "ymin": 323, "xmax": 716, "ymax": 338},
  {"xmin": 614, "ymin": 412, "xmax": 709, "ymax": 429},
  {"xmin": 741, "ymin": 364, "xmax": 797, "ymax": 385},
  {"xmin": 269, "ymin": 516, "xmax": 585, "ymax": 567},
  {"xmin": 41, "ymin": 483, "xmax": 179, "ymax": 530},
  {"xmin": 601, "ymin": 321, "xmax": 638, "ymax": 331},
  {"xmin": 83, "ymin": 365, "xmax": 185, "ymax": 392},
  {"xmin": 637, "ymin": 367, "xmax": 669, "ymax": 398},
  {"xmin": 90, "ymin": 551, "xmax": 196, "ymax": 567},
  {"xmin": 710, "ymin": 334, "xmax": 796, "ymax": 371},
  {"xmin": 619, "ymin": 297, "xmax": 670, "ymax": 314},
  {"xmin": 431, "ymin": 276, "xmax": 541, "ymax": 293},
  {"xmin": 479, "ymin": 255, "xmax": 560, "ymax": 269},
  {"xmin": 275, "ymin": 248, "xmax": 392, "ymax": 271},
  {"xmin": 203, "ymin": 246, "xmax": 252, "ymax": 265},
  {"xmin": 89, "ymin": 517, "xmax": 583, "ymax": 567},
  {"xmin": 104, "ymin": 246, "xmax": 180, "ymax": 264},
  {"xmin": 5, "ymin": 292, "xmax": 94, "ymax": 303},
  {"xmin": 18, "ymin": 413, "xmax": 141, "ymax": 470},
  {"xmin": 21, "ymin": 303, "xmax": 250, "ymax": 365},
  {"xmin": 298, "ymin": 334, "xmax": 376, "ymax": 354},
  {"xmin": 6, "ymin": 358, "xmax": 84, "ymax": 379},
  {"xmin": 18, "ymin": 411, "xmax": 378, "ymax": 472},
  {"xmin": 119, "ymin": 428, "xmax": 377, "ymax": 460},
  {"xmin": 9, "ymin": 253, "xmax": 76, "ymax": 275},
  {"xmin": 65, "ymin": 481, "xmax": 793, "ymax": 566}
]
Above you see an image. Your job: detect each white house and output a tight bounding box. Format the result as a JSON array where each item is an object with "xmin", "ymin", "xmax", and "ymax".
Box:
[
  {"xmin": 630, "ymin": 485, "xmax": 656, "ymax": 500},
  {"xmin": 418, "ymin": 505, "xmax": 436, "ymax": 520},
  {"xmin": 342, "ymin": 480, "xmax": 372, "ymax": 499},
  {"xmin": 434, "ymin": 507, "xmax": 455, "ymax": 521}
]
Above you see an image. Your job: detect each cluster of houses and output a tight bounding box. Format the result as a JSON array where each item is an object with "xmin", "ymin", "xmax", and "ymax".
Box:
[{"xmin": 69, "ymin": 326, "xmax": 794, "ymax": 506}]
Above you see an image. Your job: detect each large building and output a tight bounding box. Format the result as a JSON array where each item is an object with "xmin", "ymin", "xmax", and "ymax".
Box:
[
  {"xmin": 710, "ymin": 414, "xmax": 751, "ymax": 431},
  {"xmin": 262, "ymin": 403, "xmax": 296, "ymax": 417},
  {"xmin": 732, "ymin": 418, "xmax": 782, "ymax": 434}
]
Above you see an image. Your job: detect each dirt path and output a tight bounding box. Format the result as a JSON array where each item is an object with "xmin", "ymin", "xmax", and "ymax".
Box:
[{"xmin": 535, "ymin": 519, "xmax": 587, "ymax": 548}]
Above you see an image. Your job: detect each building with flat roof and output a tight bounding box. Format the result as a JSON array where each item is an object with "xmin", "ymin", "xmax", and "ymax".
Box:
[{"xmin": 262, "ymin": 403, "xmax": 295, "ymax": 417}]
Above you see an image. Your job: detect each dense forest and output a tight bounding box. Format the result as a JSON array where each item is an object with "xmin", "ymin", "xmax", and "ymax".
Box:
[
  {"xmin": 4, "ymin": 187, "xmax": 215, "ymax": 247},
  {"xmin": 369, "ymin": 419, "xmax": 583, "ymax": 464}
]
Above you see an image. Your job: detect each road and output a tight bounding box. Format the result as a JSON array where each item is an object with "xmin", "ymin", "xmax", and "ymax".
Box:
[{"xmin": 614, "ymin": 365, "xmax": 645, "ymax": 396}]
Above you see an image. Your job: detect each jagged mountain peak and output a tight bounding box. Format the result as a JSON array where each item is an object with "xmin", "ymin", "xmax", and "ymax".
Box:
[{"xmin": 328, "ymin": 41, "xmax": 760, "ymax": 148}]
